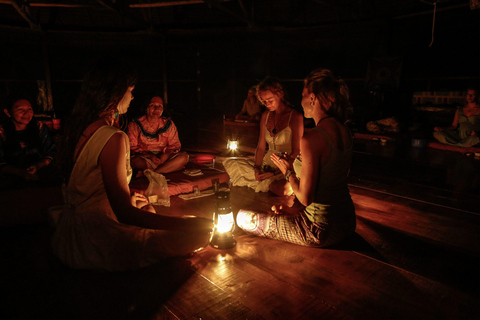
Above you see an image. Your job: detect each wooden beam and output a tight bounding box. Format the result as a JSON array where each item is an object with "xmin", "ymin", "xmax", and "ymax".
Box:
[
  {"xmin": 0, "ymin": 1, "xmax": 90, "ymax": 7},
  {"xmin": 93, "ymin": 0, "xmax": 149, "ymax": 29},
  {"xmin": 11, "ymin": 0, "xmax": 40, "ymax": 30},
  {"xmin": 129, "ymin": 0, "xmax": 231, "ymax": 8},
  {"xmin": 394, "ymin": 3, "xmax": 469, "ymax": 19},
  {"xmin": 130, "ymin": 0, "xmax": 204, "ymax": 8},
  {"xmin": 204, "ymin": 0, "xmax": 250, "ymax": 26},
  {"xmin": 238, "ymin": 0, "xmax": 254, "ymax": 28},
  {"xmin": 27, "ymin": 3, "xmax": 87, "ymax": 8}
]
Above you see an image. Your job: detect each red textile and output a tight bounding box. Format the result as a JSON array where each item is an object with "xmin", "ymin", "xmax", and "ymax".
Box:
[{"xmin": 127, "ymin": 115, "xmax": 181, "ymax": 155}]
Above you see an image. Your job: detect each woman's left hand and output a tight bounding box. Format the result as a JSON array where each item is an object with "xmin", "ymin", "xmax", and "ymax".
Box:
[
  {"xmin": 131, "ymin": 192, "xmax": 149, "ymax": 207},
  {"xmin": 271, "ymin": 154, "xmax": 292, "ymax": 175}
]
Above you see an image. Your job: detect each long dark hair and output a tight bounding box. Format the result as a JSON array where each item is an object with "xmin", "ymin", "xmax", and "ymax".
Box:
[
  {"xmin": 59, "ymin": 57, "xmax": 136, "ymax": 181},
  {"xmin": 1, "ymin": 95, "xmax": 40, "ymax": 152},
  {"xmin": 304, "ymin": 69, "xmax": 352, "ymax": 123}
]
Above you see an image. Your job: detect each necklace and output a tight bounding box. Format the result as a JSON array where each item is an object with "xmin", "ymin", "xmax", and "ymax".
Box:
[
  {"xmin": 316, "ymin": 115, "xmax": 332, "ymax": 126},
  {"xmin": 268, "ymin": 109, "xmax": 291, "ymax": 151},
  {"xmin": 269, "ymin": 109, "xmax": 291, "ymax": 136}
]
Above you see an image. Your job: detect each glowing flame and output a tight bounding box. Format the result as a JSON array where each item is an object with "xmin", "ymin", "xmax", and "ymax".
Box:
[
  {"xmin": 227, "ymin": 140, "xmax": 238, "ymax": 151},
  {"xmin": 216, "ymin": 211, "xmax": 235, "ymax": 234}
]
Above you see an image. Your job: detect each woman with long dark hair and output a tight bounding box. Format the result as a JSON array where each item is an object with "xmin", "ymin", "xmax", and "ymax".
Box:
[{"xmin": 52, "ymin": 57, "xmax": 213, "ymax": 271}]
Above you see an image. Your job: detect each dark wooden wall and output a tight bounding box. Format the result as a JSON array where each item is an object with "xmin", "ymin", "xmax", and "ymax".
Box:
[{"xmin": 1, "ymin": 5, "xmax": 479, "ymax": 130}]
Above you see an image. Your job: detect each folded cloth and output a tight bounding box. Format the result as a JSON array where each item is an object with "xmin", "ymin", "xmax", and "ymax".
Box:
[
  {"xmin": 178, "ymin": 189, "xmax": 215, "ymax": 200},
  {"xmin": 184, "ymin": 169, "xmax": 203, "ymax": 176}
]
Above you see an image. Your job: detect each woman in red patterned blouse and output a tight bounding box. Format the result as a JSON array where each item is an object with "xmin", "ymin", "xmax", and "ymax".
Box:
[{"xmin": 127, "ymin": 96, "xmax": 189, "ymax": 174}]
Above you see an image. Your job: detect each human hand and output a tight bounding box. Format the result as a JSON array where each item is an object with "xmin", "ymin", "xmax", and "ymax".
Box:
[
  {"xmin": 131, "ymin": 192, "xmax": 149, "ymax": 208},
  {"xmin": 256, "ymin": 171, "xmax": 274, "ymax": 181},
  {"xmin": 270, "ymin": 153, "xmax": 292, "ymax": 175},
  {"xmin": 434, "ymin": 126, "xmax": 443, "ymax": 132}
]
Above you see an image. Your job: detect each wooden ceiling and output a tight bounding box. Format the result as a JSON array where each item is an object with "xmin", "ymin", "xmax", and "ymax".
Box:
[{"xmin": 0, "ymin": 0, "xmax": 474, "ymax": 33}]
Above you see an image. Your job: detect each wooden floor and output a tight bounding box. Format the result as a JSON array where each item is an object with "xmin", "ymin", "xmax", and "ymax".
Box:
[{"xmin": 1, "ymin": 134, "xmax": 480, "ymax": 319}]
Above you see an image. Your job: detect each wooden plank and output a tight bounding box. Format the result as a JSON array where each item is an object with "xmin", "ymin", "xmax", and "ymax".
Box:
[
  {"xmin": 189, "ymin": 247, "xmax": 352, "ymax": 320},
  {"xmin": 349, "ymin": 186, "xmax": 480, "ymax": 295},
  {"xmin": 231, "ymin": 233, "xmax": 479, "ymax": 319},
  {"xmin": 350, "ymin": 186, "xmax": 480, "ymax": 255},
  {"xmin": 205, "ymin": 185, "xmax": 480, "ymax": 319},
  {"xmin": 163, "ymin": 271, "xmax": 259, "ymax": 319}
]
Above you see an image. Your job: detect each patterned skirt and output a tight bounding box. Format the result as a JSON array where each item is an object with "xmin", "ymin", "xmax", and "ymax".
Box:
[{"xmin": 236, "ymin": 209, "xmax": 331, "ymax": 247}]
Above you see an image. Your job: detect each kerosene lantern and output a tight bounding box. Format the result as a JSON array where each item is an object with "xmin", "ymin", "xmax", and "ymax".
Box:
[
  {"xmin": 227, "ymin": 139, "xmax": 238, "ymax": 152},
  {"xmin": 210, "ymin": 190, "xmax": 236, "ymax": 249}
]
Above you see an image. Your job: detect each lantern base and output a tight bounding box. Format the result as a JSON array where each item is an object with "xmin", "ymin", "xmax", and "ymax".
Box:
[{"xmin": 210, "ymin": 233, "xmax": 236, "ymax": 250}]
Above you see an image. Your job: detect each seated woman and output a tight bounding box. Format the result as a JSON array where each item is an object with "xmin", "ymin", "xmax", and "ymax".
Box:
[
  {"xmin": 0, "ymin": 95, "xmax": 56, "ymax": 186},
  {"xmin": 236, "ymin": 69, "xmax": 356, "ymax": 247},
  {"xmin": 223, "ymin": 77, "xmax": 303, "ymax": 196},
  {"xmin": 52, "ymin": 58, "xmax": 213, "ymax": 271},
  {"xmin": 127, "ymin": 96, "xmax": 189, "ymax": 174},
  {"xmin": 235, "ymin": 86, "xmax": 262, "ymax": 122},
  {"xmin": 433, "ymin": 87, "xmax": 480, "ymax": 148}
]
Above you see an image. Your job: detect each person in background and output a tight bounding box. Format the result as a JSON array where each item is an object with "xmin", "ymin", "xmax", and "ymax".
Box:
[
  {"xmin": 52, "ymin": 57, "xmax": 213, "ymax": 271},
  {"xmin": 127, "ymin": 96, "xmax": 189, "ymax": 175},
  {"xmin": 235, "ymin": 86, "xmax": 262, "ymax": 122},
  {"xmin": 236, "ymin": 69, "xmax": 356, "ymax": 247},
  {"xmin": 433, "ymin": 87, "xmax": 480, "ymax": 148},
  {"xmin": 223, "ymin": 77, "xmax": 303, "ymax": 196},
  {"xmin": 0, "ymin": 95, "xmax": 56, "ymax": 185}
]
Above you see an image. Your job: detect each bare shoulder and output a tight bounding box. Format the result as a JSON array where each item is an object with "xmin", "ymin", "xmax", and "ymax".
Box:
[
  {"xmin": 291, "ymin": 109, "xmax": 303, "ymax": 119},
  {"xmin": 106, "ymin": 130, "xmax": 127, "ymax": 147}
]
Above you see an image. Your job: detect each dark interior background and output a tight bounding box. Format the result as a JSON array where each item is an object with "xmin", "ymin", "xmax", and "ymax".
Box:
[{"xmin": 1, "ymin": 0, "xmax": 479, "ymax": 141}]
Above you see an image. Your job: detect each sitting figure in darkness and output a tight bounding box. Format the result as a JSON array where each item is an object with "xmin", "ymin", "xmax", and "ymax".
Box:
[
  {"xmin": 235, "ymin": 86, "xmax": 262, "ymax": 122},
  {"xmin": 127, "ymin": 95, "xmax": 189, "ymax": 174},
  {"xmin": 433, "ymin": 87, "xmax": 480, "ymax": 148},
  {"xmin": 0, "ymin": 94, "xmax": 56, "ymax": 186}
]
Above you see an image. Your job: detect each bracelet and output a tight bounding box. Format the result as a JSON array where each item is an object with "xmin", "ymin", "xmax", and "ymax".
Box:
[
  {"xmin": 253, "ymin": 164, "xmax": 261, "ymax": 170},
  {"xmin": 285, "ymin": 170, "xmax": 294, "ymax": 182}
]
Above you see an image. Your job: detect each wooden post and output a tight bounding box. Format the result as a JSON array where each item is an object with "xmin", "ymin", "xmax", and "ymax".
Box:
[
  {"xmin": 162, "ymin": 34, "xmax": 168, "ymax": 105},
  {"xmin": 41, "ymin": 32, "xmax": 54, "ymax": 113}
]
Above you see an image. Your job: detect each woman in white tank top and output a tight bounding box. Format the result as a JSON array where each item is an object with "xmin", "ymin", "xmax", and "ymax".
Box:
[
  {"xmin": 223, "ymin": 77, "xmax": 303, "ymax": 196},
  {"xmin": 236, "ymin": 69, "xmax": 356, "ymax": 247}
]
